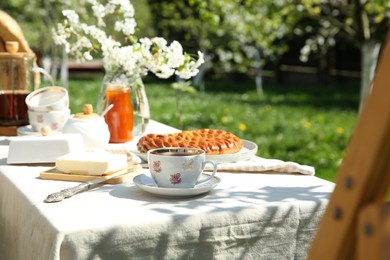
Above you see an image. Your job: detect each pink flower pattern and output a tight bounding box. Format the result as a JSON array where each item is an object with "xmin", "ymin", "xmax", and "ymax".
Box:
[
  {"xmin": 37, "ymin": 115, "xmax": 44, "ymax": 123},
  {"xmin": 170, "ymin": 173, "xmax": 182, "ymax": 185},
  {"xmin": 153, "ymin": 161, "xmax": 162, "ymax": 173}
]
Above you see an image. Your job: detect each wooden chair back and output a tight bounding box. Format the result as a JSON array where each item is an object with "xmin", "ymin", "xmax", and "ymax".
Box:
[{"xmin": 308, "ymin": 33, "xmax": 390, "ymax": 260}]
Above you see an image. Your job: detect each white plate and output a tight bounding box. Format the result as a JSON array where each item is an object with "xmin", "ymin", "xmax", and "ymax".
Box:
[
  {"xmin": 206, "ymin": 140, "xmax": 258, "ymax": 163},
  {"xmin": 126, "ymin": 139, "xmax": 258, "ymax": 164},
  {"xmin": 133, "ymin": 173, "xmax": 220, "ymax": 198}
]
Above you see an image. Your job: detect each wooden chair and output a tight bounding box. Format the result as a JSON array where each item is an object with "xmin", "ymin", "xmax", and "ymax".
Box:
[{"xmin": 308, "ymin": 32, "xmax": 390, "ymax": 260}]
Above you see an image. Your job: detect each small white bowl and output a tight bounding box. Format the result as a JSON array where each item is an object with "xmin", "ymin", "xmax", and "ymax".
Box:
[
  {"xmin": 25, "ymin": 86, "xmax": 69, "ymax": 112},
  {"xmin": 28, "ymin": 109, "xmax": 70, "ymax": 132}
]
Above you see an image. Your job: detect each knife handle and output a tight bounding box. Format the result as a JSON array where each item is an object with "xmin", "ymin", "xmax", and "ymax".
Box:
[
  {"xmin": 60, "ymin": 183, "xmax": 90, "ymax": 198},
  {"xmin": 44, "ymin": 183, "xmax": 90, "ymax": 203},
  {"xmin": 44, "ymin": 165, "xmax": 141, "ymax": 203}
]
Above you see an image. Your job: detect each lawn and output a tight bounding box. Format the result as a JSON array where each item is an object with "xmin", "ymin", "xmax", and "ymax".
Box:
[{"xmin": 68, "ymin": 73, "xmax": 359, "ymax": 183}]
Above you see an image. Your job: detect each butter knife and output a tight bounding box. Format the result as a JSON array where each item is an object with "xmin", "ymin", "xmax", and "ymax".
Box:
[{"xmin": 44, "ymin": 165, "xmax": 141, "ymax": 203}]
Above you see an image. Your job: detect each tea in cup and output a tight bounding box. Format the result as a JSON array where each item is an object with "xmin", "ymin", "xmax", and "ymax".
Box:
[{"xmin": 148, "ymin": 147, "xmax": 217, "ymax": 188}]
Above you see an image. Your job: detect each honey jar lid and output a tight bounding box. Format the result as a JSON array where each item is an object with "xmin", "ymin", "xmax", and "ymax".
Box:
[{"xmin": 74, "ymin": 104, "xmax": 101, "ymax": 119}]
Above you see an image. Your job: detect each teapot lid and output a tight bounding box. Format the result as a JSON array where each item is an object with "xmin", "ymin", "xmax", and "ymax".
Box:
[
  {"xmin": 0, "ymin": 41, "xmax": 35, "ymax": 59},
  {"xmin": 74, "ymin": 104, "xmax": 101, "ymax": 119}
]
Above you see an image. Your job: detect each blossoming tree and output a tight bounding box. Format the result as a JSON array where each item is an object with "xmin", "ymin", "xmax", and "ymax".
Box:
[
  {"xmin": 149, "ymin": 0, "xmax": 305, "ymax": 94},
  {"xmin": 297, "ymin": 0, "xmax": 390, "ymax": 110},
  {"xmin": 151, "ymin": 0, "xmax": 389, "ymax": 108},
  {"xmin": 53, "ymin": 0, "xmax": 204, "ymax": 80}
]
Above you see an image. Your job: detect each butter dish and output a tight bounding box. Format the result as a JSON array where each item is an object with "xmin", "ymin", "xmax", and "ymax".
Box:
[{"xmin": 7, "ymin": 134, "xmax": 84, "ymax": 164}]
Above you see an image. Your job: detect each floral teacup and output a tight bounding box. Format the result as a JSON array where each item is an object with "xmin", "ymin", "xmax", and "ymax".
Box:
[
  {"xmin": 28, "ymin": 108, "xmax": 70, "ymax": 132},
  {"xmin": 147, "ymin": 147, "xmax": 217, "ymax": 188}
]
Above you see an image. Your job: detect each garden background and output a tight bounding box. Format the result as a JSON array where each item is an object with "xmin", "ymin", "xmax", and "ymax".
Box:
[{"xmin": 1, "ymin": 0, "xmax": 389, "ymax": 182}]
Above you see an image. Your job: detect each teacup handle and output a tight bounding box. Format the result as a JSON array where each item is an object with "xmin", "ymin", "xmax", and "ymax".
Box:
[{"xmin": 196, "ymin": 160, "xmax": 217, "ymax": 185}]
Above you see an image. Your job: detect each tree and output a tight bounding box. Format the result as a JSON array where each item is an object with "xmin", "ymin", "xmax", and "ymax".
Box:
[
  {"xmin": 0, "ymin": 0, "xmax": 155, "ymax": 87},
  {"xmin": 150, "ymin": 0, "xmax": 390, "ymax": 107},
  {"xmin": 149, "ymin": 0, "xmax": 305, "ymax": 94},
  {"xmin": 297, "ymin": 0, "xmax": 390, "ymax": 110}
]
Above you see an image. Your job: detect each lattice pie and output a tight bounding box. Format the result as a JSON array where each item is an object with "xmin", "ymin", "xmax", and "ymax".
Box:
[{"xmin": 137, "ymin": 129, "xmax": 243, "ymax": 155}]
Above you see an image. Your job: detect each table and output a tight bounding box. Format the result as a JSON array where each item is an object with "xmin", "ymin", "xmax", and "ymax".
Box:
[{"xmin": 0, "ymin": 120, "xmax": 335, "ymax": 260}]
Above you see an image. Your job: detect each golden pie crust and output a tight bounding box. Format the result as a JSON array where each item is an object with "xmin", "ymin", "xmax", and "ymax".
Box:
[{"xmin": 137, "ymin": 129, "xmax": 243, "ymax": 155}]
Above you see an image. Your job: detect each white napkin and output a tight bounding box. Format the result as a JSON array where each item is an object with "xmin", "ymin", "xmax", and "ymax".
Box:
[{"xmin": 206, "ymin": 156, "xmax": 315, "ymax": 175}]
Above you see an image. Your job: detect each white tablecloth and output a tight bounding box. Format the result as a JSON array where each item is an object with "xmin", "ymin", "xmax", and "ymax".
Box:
[{"xmin": 0, "ymin": 120, "xmax": 335, "ymax": 260}]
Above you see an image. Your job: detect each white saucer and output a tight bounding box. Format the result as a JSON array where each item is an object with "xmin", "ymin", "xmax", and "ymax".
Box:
[
  {"xmin": 133, "ymin": 173, "xmax": 220, "ymax": 198},
  {"xmin": 17, "ymin": 125, "xmax": 40, "ymax": 136},
  {"xmin": 17, "ymin": 125, "xmax": 62, "ymax": 136}
]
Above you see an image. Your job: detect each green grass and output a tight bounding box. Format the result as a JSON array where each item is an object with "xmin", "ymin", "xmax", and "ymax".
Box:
[{"xmin": 68, "ymin": 73, "xmax": 359, "ymax": 183}]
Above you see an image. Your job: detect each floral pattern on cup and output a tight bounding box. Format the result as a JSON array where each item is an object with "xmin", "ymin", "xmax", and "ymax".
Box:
[
  {"xmin": 170, "ymin": 173, "xmax": 182, "ymax": 185},
  {"xmin": 182, "ymin": 159, "xmax": 194, "ymax": 171},
  {"xmin": 51, "ymin": 122, "xmax": 58, "ymax": 130},
  {"xmin": 147, "ymin": 147, "xmax": 218, "ymax": 188},
  {"xmin": 37, "ymin": 114, "xmax": 44, "ymax": 123},
  {"xmin": 153, "ymin": 161, "xmax": 162, "ymax": 173},
  {"xmin": 28, "ymin": 109, "xmax": 70, "ymax": 132}
]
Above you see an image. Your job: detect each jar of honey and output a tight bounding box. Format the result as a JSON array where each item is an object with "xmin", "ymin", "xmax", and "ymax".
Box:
[
  {"xmin": 97, "ymin": 71, "xmax": 150, "ymax": 143},
  {"xmin": 104, "ymin": 85, "xmax": 134, "ymax": 143}
]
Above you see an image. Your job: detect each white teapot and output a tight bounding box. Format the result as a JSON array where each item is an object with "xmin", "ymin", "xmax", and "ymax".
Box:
[{"xmin": 62, "ymin": 104, "xmax": 110, "ymax": 151}]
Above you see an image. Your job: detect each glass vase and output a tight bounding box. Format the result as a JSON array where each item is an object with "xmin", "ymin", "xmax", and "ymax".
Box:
[{"xmin": 97, "ymin": 70, "xmax": 150, "ymax": 143}]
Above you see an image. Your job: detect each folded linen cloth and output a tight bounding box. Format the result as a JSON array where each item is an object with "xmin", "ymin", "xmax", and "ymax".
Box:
[{"xmin": 205, "ymin": 156, "xmax": 315, "ymax": 175}]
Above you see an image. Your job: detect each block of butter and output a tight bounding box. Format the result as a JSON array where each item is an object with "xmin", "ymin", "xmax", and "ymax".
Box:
[{"xmin": 55, "ymin": 151, "xmax": 127, "ymax": 175}]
